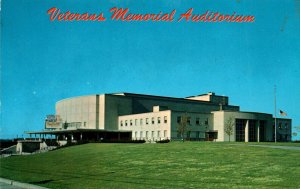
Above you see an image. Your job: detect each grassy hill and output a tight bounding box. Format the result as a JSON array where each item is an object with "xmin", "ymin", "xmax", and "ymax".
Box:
[{"xmin": 1, "ymin": 142, "xmax": 300, "ymax": 189}]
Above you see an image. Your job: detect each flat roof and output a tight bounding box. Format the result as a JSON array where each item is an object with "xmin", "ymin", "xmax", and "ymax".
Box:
[
  {"xmin": 211, "ymin": 110, "xmax": 273, "ymax": 117},
  {"xmin": 108, "ymin": 93, "xmax": 238, "ymax": 107},
  {"xmin": 54, "ymin": 92, "xmax": 240, "ymax": 109}
]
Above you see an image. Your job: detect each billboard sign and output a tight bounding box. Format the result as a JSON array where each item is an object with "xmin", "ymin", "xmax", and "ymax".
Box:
[{"xmin": 45, "ymin": 115, "xmax": 62, "ymax": 129}]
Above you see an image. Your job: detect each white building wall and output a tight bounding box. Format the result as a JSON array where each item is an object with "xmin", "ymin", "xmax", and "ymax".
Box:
[
  {"xmin": 99, "ymin": 95, "xmax": 105, "ymax": 130},
  {"xmin": 212, "ymin": 111, "xmax": 274, "ymax": 142},
  {"xmin": 56, "ymin": 95, "xmax": 97, "ymax": 130},
  {"xmin": 118, "ymin": 110, "xmax": 171, "ymax": 141},
  {"xmin": 212, "ymin": 111, "xmax": 226, "ymax": 142}
]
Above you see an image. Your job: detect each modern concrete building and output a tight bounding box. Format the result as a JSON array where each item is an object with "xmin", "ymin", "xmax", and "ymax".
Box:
[{"xmin": 27, "ymin": 92, "xmax": 292, "ymax": 142}]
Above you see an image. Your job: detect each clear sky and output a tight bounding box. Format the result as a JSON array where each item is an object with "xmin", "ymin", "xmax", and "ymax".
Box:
[{"xmin": 1, "ymin": 0, "xmax": 300, "ymax": 139}]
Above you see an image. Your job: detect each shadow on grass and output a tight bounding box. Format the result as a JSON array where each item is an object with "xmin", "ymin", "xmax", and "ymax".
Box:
[{"xmin": 29, "ymin": 179, "xmax": 54, "ymax": 184}]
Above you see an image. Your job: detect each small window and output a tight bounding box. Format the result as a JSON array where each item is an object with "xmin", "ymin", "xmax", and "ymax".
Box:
[
  {"xmin": 164, "ymin": 116, "xmax": 167, "ymax": 123},
  {"xmin": 279, "ymin": 122, "xmax": 282, "ymax": 129},
  {"xmin": 152, "ymin": 117, "xmax": 155, "ymax": 124},
  {"xmin": 135, "ymin": 131, "xmax": 138, "ymax": 137},
  {"xmin": 152, "ymin": 131, "xmax": 155, "ymax": 138},
  {"xmin": 146, "ymin": 118, "xmax": 149, "ymax": 125},
  {"xmin": 120, "ymin": 120, "xmax": 123, "ymax": 127},
  {"xmin": 135, "ymin": 119, "xmax": 138, "ymax": 126},
  {"xmin": 130, "ymin": 120, "xmax": 133, "ymax": 126},
  {"xmin": 125, "ymin": 120, "xmax": 128, "ymax": 126},
  {"xmin": 205, "ymin": 118, "xmax": 208, "ymax": 125},
  {"xmin": 157, "ymin": 117, "xmax": 161, "ymax": 124},
  {"xmin": 177, "ymin": 116, "xmax": 181, "ymax": 123},
  {"xmin": 196, "ymin": 118, "xmax": 200, "ymax": 125},
  {"xmin": 140, "ymin": 119, "xmax": 143, "ymax": 125},
  {"xmin": 146, "ymin": 131, "xmax": 149, "ymax": 138},
  {"xmin": 187, "ymin": 117, "xmax": 191, "ymax": 125},
  {"xmin": 140, "ymin": 131, "xmax": 143, "ymax": 138},
  {"xmin": 157, "ymin": 131, "xmax": 160, "ymax": 137},
  {"xmin": 196, "ymin": 131, "xmax": 200, "ymax": 138},
  {"xmin": 164, "ymin": 130, "xmax": 167, "ymax": 137},
  {"xmin": 187, "ymin": 131, "xmax": 191, "ymax": 138}
]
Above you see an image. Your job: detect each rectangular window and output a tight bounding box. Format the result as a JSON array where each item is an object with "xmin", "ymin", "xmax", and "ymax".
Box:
[
  {"xmin": 205, "ymin": 118, "xmax": 208, "ymax": 125},
  {"xmin": 135, "ymin": 131, "xmax": 138, "ymax": 138},
  {"xmin": 187, "ymin": 117, "xmax": 191, "ymax": 125},
  {"xmin": 146, "ymin": 131, "xmax": 149, "ymax": 138},
  {"xmin": 120, "ymin": 121, "xmax": 123, "ymax": 127},
  {"xmin": 249, "ymin": 120, "xmax": 257, "ymax": 142},
  {"xmin": 157, "ymin": 117, "xmax": 161, "ymax": 124},
  {"xmin": 196, "ymin": 118, "xmax": 200, "ymax": 125},
  {"xmin": 140, "ymin": 119, "xmax": 143, "ymax": 125},
  {"xmin": 140, "ymin": 131, "xmax": 143, "ymax": 138},
  {"xmin": 157, "ymin": 131, "xmax": 160, "ymax": 137},
  {"xmin": 135, "ymin": 119, "xmax": 138, "ymax": 126},
  {"xmin": 177, "ymin": 116, "xmax": 181, "ymax": 123},
  {"xmin": 152, "ymin": 117, "xmax": 155, "ymax": 124},
  {"xmin": 125, "ymin": 120, "xmax": 128, "ymax": 126},
  {"xmin": 146, "ymin": 118, "xmax": 149, "ymax": 125},
  {"xmin": 236, "ymin": 119, "xmax": 246, "ymax": 142},
  {"xmin": 152, "ymin": 131, "xmax": 155, "ymax": 138},
  {"xmin": 164, "ymin": 116, "xmax": 167, "ymax": 123},
  {"xmin": 164, "ymin": 130, "xmax": 167, "ymax": 137},
  {"xmin": 187, "ymin": 131, "xmax": 191, "ymax": 139},
  {"xmin": 130, "ymin": 120, "xmax": 133, "ymax": 126}
]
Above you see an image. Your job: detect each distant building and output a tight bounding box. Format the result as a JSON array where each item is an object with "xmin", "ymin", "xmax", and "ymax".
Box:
[{"xmin": 27, "ymin": 92, "xmax": 292, "ymax": 142}]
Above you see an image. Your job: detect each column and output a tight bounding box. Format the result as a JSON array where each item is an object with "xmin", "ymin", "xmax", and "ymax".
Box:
[{"xmin": 245, "ymin": 120, "xmax": 249, "ymax": 142}]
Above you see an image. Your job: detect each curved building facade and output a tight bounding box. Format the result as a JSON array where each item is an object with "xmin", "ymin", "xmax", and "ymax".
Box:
[{"xmin": 29, "ymin": 92, "xmax": 292, "ymax": 142}]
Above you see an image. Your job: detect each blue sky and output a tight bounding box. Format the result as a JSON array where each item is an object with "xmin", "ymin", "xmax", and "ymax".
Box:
[{"xmin": 1, "ymin": 0, "xmax": 300, "ymax": 139}]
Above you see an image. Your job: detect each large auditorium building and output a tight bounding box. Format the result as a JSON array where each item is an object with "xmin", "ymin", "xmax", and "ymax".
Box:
[{"xmin": 28, "ymin": 92, "xmax": 292, "ymax": 142}]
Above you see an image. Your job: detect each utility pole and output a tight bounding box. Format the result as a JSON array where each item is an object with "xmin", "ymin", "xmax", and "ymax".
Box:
[{"xmin": 274, "ymin": 85, "xmax": 277, "ymax": 143}]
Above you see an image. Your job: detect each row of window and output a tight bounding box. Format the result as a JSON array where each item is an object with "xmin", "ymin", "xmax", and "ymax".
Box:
[
  {"xmin": 120, "ymin": 116, "xmax": 168, "ymax": 127},
  {"xmin": 176, "ymin": 116, "xmax": 209, "ymax": 126},
  {"xmin": 278, "ymin": 122, "xmax": 289, "ymax": 129},
  {"xmin": 133, "ymin": 130, "xmax": 168, "ymax": 138}
]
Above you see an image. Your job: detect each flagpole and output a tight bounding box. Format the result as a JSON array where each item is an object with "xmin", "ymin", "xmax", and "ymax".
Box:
[{"xmin": 274, "ymin": 85, "xmax": 277, "ymax": 143}]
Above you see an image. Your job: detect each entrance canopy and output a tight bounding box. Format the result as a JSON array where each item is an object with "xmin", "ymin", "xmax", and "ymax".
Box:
[{"xmin": 25, "ymin": 129, "xmax": 132, "ymax": 141}]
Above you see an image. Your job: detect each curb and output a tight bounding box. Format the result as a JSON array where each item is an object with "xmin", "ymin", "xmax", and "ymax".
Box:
[{"xmin": 0, "ymin": 177, "xmax": 49, "ymax": 189}]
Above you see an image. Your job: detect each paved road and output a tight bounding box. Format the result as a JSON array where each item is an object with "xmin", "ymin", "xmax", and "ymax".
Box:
[
  {"xmin": 0, "ymin": 182, "xmax": 25, "ymax": 189},
  {"xmin": 230, "ymin": 144, "xmax": 300, "ymax": 150},
  {"xmin": 0, "ymin": 178, "xmax": 48, "ymax": 189},
  {"xmin": 247, "ymin": 144, "xmax": 300, "ymax": 150}
]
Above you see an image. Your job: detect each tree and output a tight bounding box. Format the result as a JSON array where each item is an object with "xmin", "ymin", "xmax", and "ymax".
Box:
[
  {"xmin": 292, "ymin": 132, "xmax": 298, "ymax": 137},
  {"xmin": 177, "ymin": 114, "xmax": 191, "ymax": 142},
  {"xmin": 63, "ymin": 121, "xmax": 68, "ymax": 129},
  {"xmin": 224, "ymin": 117, "xmax": 235, "ymax": 142},
  {"xmin": 292, "ymin": 126, "xmax": 300, "ymax": 138}
]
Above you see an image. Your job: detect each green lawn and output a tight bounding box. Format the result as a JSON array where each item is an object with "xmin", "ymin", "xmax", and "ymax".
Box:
[{"xmin": 1, "ymin": 142, "xmax": 300, "ymax": 189}]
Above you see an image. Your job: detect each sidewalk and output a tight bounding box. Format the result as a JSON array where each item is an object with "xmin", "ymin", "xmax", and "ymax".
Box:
[{"xmin": 0, "ymin": 178, "xmax": 49, "ymax": 189}]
